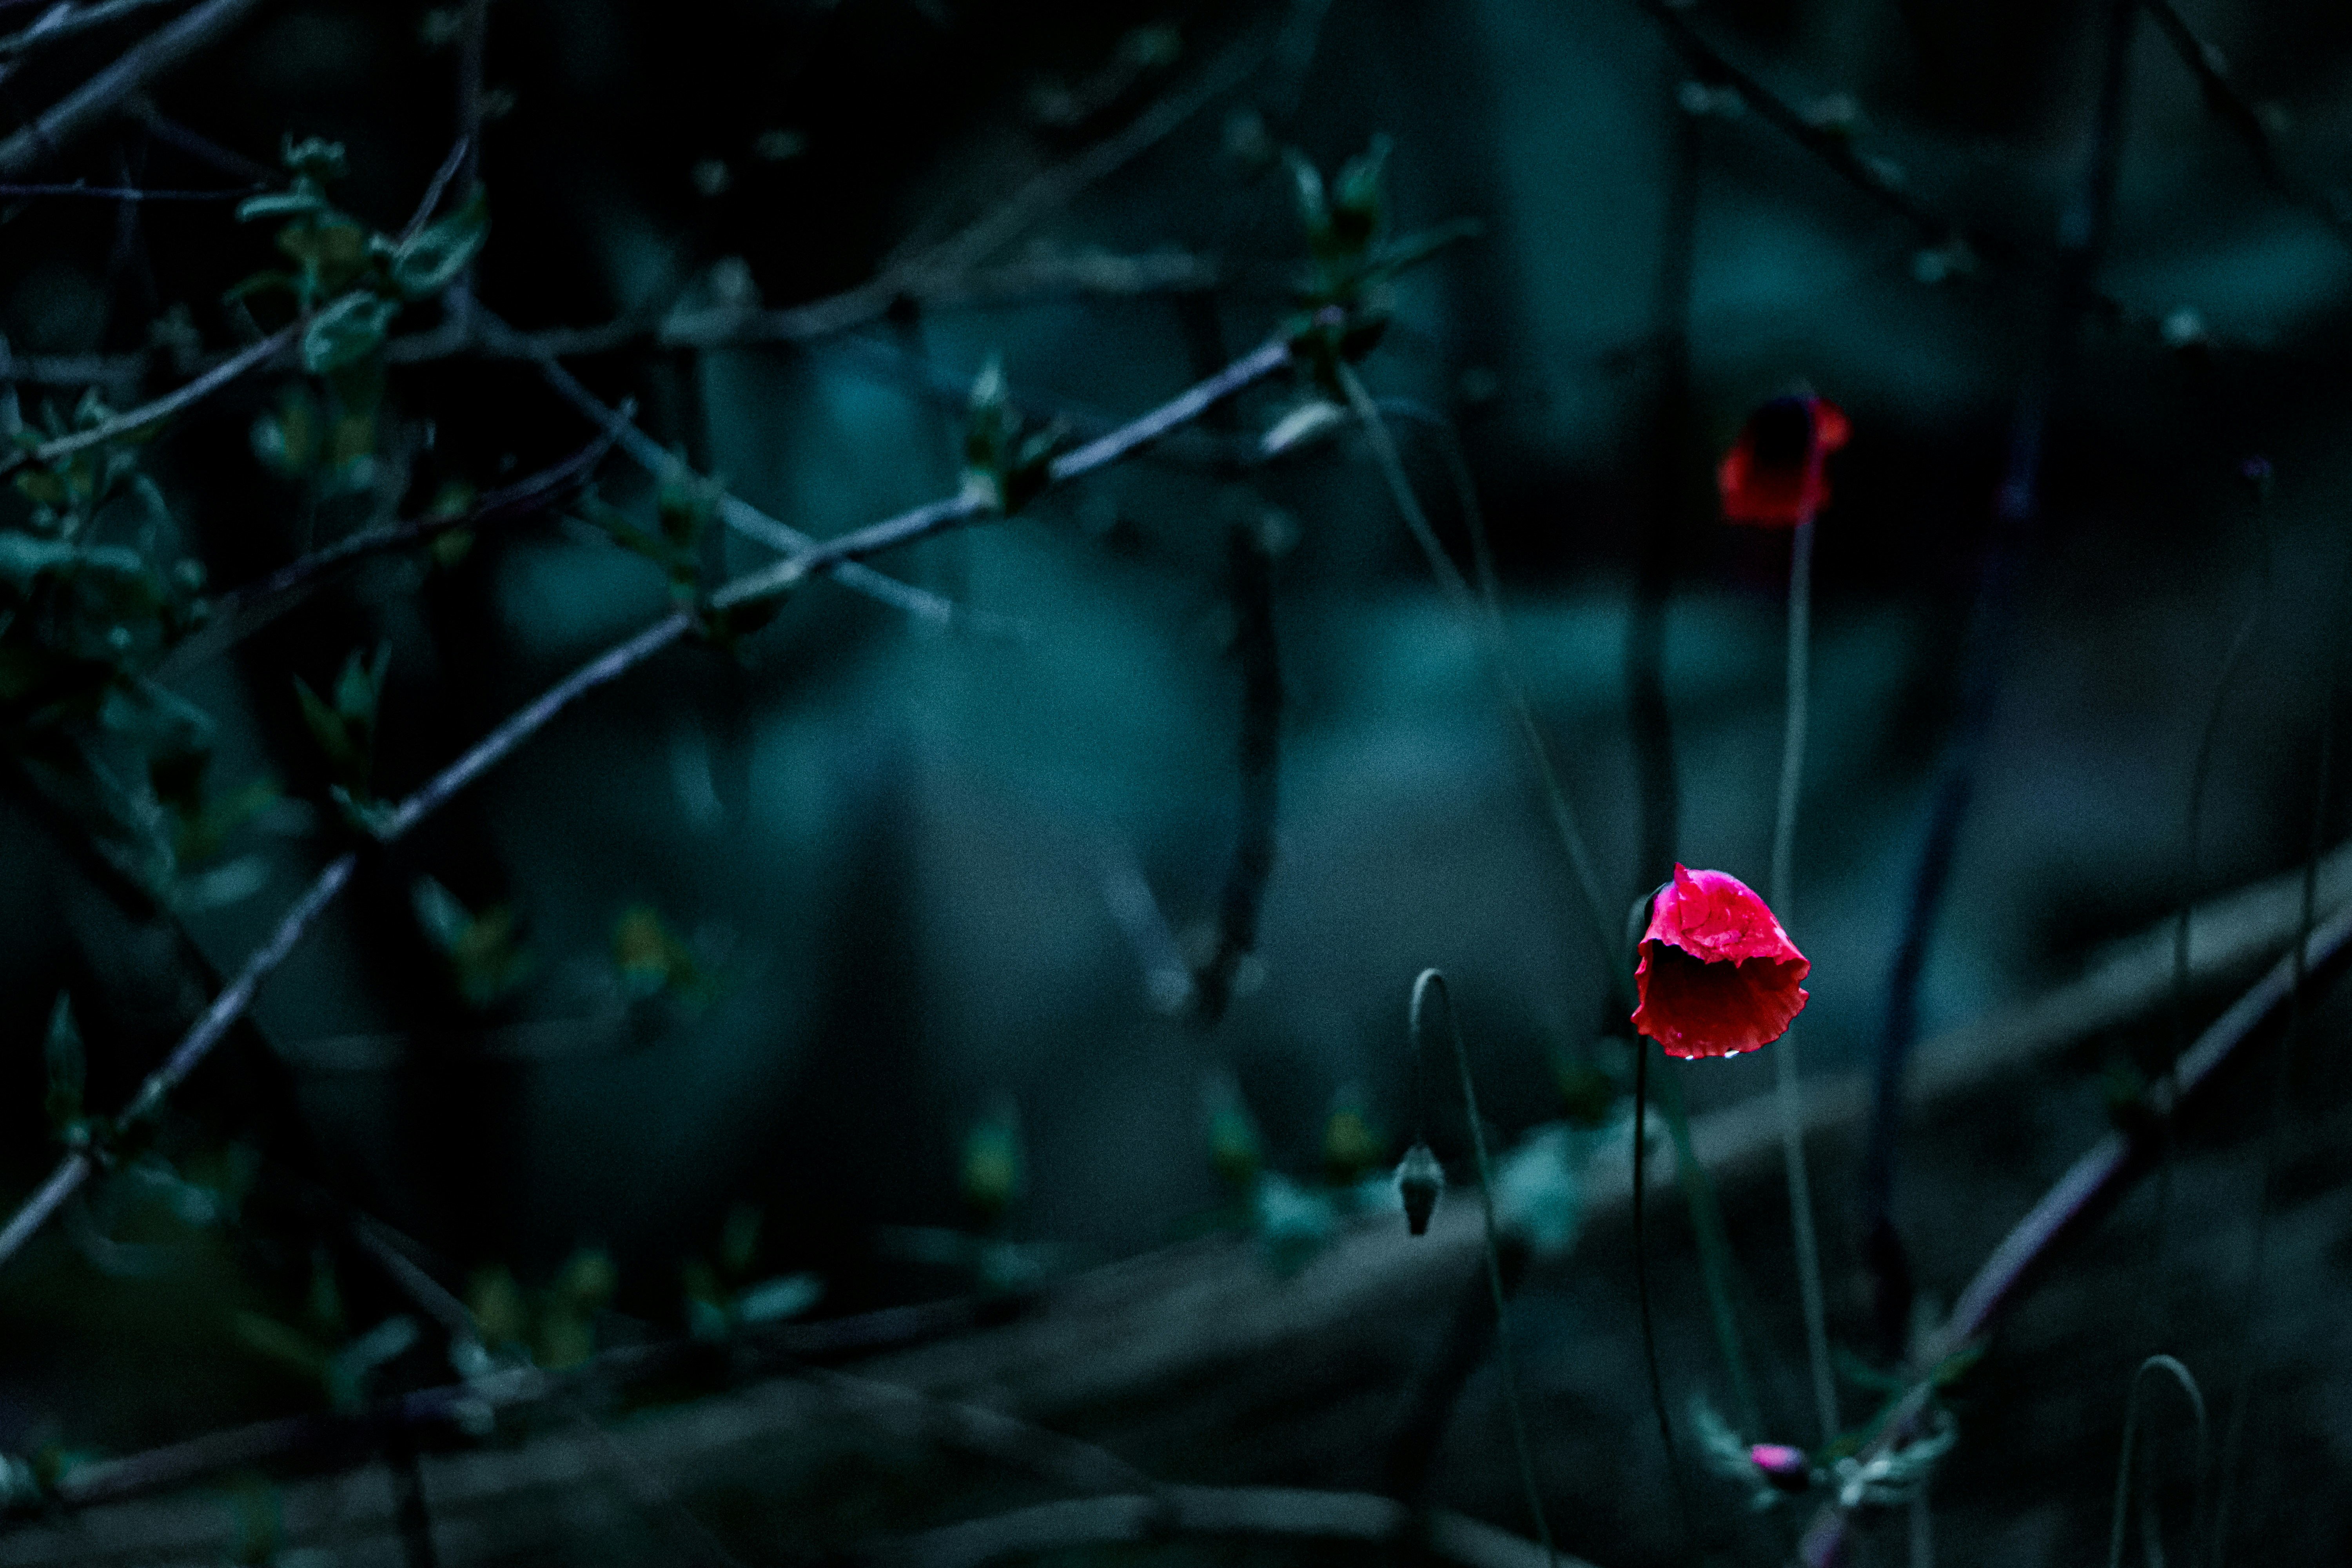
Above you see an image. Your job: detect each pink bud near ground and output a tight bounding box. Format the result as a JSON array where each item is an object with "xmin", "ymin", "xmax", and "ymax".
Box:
[{"xmin": 1750, "ymin": 1443, "xmax": 1813, "ymax": 1492}]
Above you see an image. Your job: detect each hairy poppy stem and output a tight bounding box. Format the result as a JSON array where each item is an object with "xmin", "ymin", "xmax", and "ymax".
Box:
[
  {"xmin": 1343, "ymin": 363, "xmax": 1760, "ymax": 1433},
  {"xmin": 1861, "ymin": 0, "xmax": 2142, "ymax": 1361},
  {"xmin": 2107, "ymin": 1355, "xmax": 2208, "ymax": 1568},
  {"xmin": 2210, "ymin": 537, "xmax": 2350, "ymax": 1564},
  {"xmin": 1770, "ymin": 510, "xmax": 1839, "ymax": 1447},
  {"xmin": 2152, "ymin": 485, "xmax": 2272, "ymax": 1327},
  {"xmin": 1628, "ymin": 1034, "xmax": 1699, "ymax": 1561},
  {"xmin": 1629, "ymin": 79, "xmax": 1700, "ymax": 891},
  {"xmin": 1410, "ymin": 972, "xmax": 1558, "ymax": 1568}
]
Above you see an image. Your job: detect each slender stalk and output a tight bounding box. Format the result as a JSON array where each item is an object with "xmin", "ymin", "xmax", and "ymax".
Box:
[
  {"xmin": 1335, "ymin": 361, "xmax": 1612, "ymax": 974},
  {"xmin": 1798, "ymin": 891, "xmax": 2352, "ymax": 1563},
  {"xmin": 1629, "ymin": 82, "xmax": 1698, "ymax": 894},
  {"xmin": 2209, "ymin": 544, "xmax": 2348, "ymax": 1564},
  {"xmin": 1859, "ymin": 0, "xmax": 2141, "ymax": 1361},
  {"xmin": 1629, "ymin": 1036, "xmax": 1697, "ymax": 1560},
  {"xmin": 1412, "ymin": 971, "xmax": 1557, "ymax": 1568},
  {"xmin": 1341, "ymin": 360, "xmax": 1758, "ymax": 1425},
  {"xmin": 1771, "ymin": 509, "xmax": 1838, "ymax": 1446},
  {"xmin": 2151, "ymin": 495, "xmax": 2270, "ymax": 1320},
  {"xmin": 2107, "ymin": 1355, "xmax": 2207, "ymax": 1568}
]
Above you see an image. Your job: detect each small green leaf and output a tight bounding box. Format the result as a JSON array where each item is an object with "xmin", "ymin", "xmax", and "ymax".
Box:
[
  {"xmin": 281, "ymin": 137, "xmax": 349, "ymax": 183},
  {"xmin": 1330, "ymin": 134, "xmax": 1393, "ymax": 249},
  {"xmin": 961, "ymin": 1100, "xmax": 1024, "ymax": 1219},
  {"xmin": 612, "ymin": 904, "xmax": 699, "ymax": 1000},
  {"xmin": 301, "ymin": 292, "xmax": 400, "ymax": 375},
  {"xmin": 293, "ymin": 677, "xmax": 356, "ymax": 772},
  {"xmin": 719, "ymin": 1201, "xmax": 762, "ymax": 1278},
  {"xmin": 386, "ymin": 187, "xmax": 489, "ymax": 301},
  {"xmin": 236, "ymin": 189, "xmax": 329, "ymax": 225},
  {"xmin": 1285, "ymin": 150, "xmax": 1329, "ymax": 241},
  {"xmin": 411, "ymin": 875, "xmax": 473, "ymax": 953},
  {"xmin": 734, "ymin": 1272, "xmax": 822, "ymax": 1324}
]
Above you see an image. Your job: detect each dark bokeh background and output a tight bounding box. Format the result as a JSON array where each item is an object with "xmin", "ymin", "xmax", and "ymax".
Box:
[{"xmin": 4, "ymin": 0, "xmax": 2352, "ymax": 1563}]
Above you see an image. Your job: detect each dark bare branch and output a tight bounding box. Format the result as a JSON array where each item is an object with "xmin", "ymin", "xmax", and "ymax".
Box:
[{"xmin": 0, "ymin": 0, "xmax": 271, "ymax": 178}]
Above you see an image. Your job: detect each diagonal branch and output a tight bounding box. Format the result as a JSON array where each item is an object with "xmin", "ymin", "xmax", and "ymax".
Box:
[
  {"xmin": 0, "ymin": 0, "xmax": 271, "ymax": 178},
  {"xmin": 468, "ymin": 304, "xmax": 985, "ymax": 632},
  {"xmin": 2140, "ymin": 0, "xmax": 2352, "ymax": 247},
  {"xmin": 1796, "ymin": 895, "xmax": 2352, "ymax": 1564},
  {"xmin": 0, "ymin": 319, "xmax": 296, "ymax": 476},
  {"xmin": 155, "ymin": 417, "xmax": 626, "ymax": 676},
  {"xmin": 1631, "ymin": 0, "xmax": 1958, "ymax": 245},
  {"xmin": 0, "ymin": 0, "xmax": 196, "ymax": 61},
  {"xmin": 861, "ymin": 1486, "xmax": 1598, "ymax": 1568},
  {"xmin": 0, "ymin": 332, "xmax": 1292, "ymax": 1279}
]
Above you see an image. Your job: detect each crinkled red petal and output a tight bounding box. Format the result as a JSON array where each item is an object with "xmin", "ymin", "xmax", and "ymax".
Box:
[{"xmin": 1632, "ymin": 942, "xmax": 1809, "ymax": 1058}]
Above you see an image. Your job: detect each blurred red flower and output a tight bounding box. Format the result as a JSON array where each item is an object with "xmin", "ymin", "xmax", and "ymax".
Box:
[
  {"xmin": 1717, "ymin": 395, "xmax": 1849, "ymax": 526},
  {"xmin": 1630, "ymin": 864, "xmax": 1810, "ymax": 1058}
]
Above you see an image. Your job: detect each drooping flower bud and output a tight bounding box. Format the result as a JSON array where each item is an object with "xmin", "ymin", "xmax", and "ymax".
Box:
[
  {"xmin": 1630, "ymin": 864, "xmax": 1810, "ymax": 1058},
  {"xmin": 1394, "ymin": 1141, "xmax": 1445, "ymax": 1236},
  {"xmin": 1717, "ymin": 395, "xmax": 1849, "ymax": 526}
]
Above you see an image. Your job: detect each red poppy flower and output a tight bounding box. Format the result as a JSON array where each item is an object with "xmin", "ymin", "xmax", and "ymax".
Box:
[
  {"xmin": 1717, "ymin": 395, "xmax": 1849, "ymax": 526},
  {"xmin": 1630, "ymin": 864, "xmax": 1810, "ymax": 1058}
]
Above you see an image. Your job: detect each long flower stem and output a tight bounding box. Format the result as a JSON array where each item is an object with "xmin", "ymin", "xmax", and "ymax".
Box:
[
  {"xmin": 1341, "ymin": 359, "xmax": 1752, "ymax": 1488},
  {"xmin": 2152, "ymin": 497, "xmax": 2270, "ymax": 1322},
  {"xmin": 2209, "ymin": 543, "xmax": 2348, "ymax": 1564},
  {"xmin": 1413, "ymin": 971, "xmax": 1557, "ymax": 1568},
  {"xmin": 1630, "ymin": 1036, "xmax": 1698, "ymax": 1560},
  {"xmin": 1771, "ymin": 513, "xmax": 1838, "ymax": 1445}
]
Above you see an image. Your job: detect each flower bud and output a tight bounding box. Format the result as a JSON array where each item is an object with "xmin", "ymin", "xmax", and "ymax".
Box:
[
  {"xmin": 1394, "ymin": 1141, "xmax": 1445, "ymax": 1236},
  {"xmin": 1749, "ymin": 1443, "xmax": 1813, "ymax": 1494}
]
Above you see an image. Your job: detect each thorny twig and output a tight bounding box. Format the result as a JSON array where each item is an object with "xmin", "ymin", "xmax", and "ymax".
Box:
[
  {"xmin": 0, "ymin": 319, "xmax": 295, "ymax": 475},
  {"xmin": 0, "ymin": 0, "xmax": 269, "ymax": 177},
  {"xmin": 1189, "ymin": 521, "xmax": 1283, "ymax": 1027},
  {"xmin": 155, "ymin": 417, "xmax": 628, "ymax": 677},
  {"xmin": 0, "ymin": 0, "xmax": 196, "ymax": 62},
  {"xmin": 0, "ymin": 334, "xmax": 1291, "ymax": 1278},
  {"xmin": 2141, "ymin": 0, "xmax": 2352, "ymax": 247},
  {"xmin": 1797, "ymin": 895, "xmax": 2352, "ymax": 1564},
  {"xmin": 1860, "ymin": 0, "xmax": 2143, "ymax": 1361},
  {"xmin": 865, "ymin": 1488, "xmax": 1594, "ymax": 1568},
  {"xmin": 467, "ymin": 305, "xmax": 979, "ymax": 632},
  {"xmin": 18, "ymin": 842, "xmax": 2349, "ymax": 1523}
]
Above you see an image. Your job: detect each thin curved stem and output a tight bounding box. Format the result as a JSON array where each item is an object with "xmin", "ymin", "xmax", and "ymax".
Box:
[
  {"xmin": 1624, "ymin": 1036, "xmax": 1695, "ymax": 1560},
  {"xmin": 1413, "ymin": 970, "xmax": 1557, "ymax": 1568},
  {"xmin": 1771, "ymin": 513, "xmax": 1838, "ymax": 1445},
  {"xmin": 1349, "ymin": 359, "xmax": 1753, "ymax": 1462},
  {"xmin": 1337, "ymin": 362, "xmax": 1613, "ymax": 974},
  {"xmin": 2210, "ymin": 542, "xmax": 2348, "ymax": 1565},
  {"xmin": 2153, "ymin": 500, "xmax": 2270, "ymax": 1320},
  {"xmin": 2108, "ymin": 1354, "xmax": 2209, "ymax": 1568}
]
